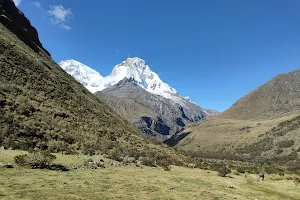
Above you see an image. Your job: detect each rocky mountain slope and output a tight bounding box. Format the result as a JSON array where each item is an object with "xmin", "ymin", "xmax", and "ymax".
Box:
[
  {"xmin": 0, "ymin": 0, "xmax": 182, "ymax": 162},
  {"xmin": 60, "ymin": 58, "xmax": 218, "ymax": 140},
  {"xmin": 96, "ymin": 77, "xmax": 213, "ymax": 140},
  {"xmin": 168, "ymin": 69, "xmax": 300, "ymax": 165}
]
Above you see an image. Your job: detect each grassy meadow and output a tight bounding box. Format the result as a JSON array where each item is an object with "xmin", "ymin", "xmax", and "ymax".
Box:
[{"xmin": 1, "ymin": 150, "xmax": 300, "ymax": 200}]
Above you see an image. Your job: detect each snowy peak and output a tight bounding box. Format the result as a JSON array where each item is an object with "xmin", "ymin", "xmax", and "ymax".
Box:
[
  {"xmin": 59, "ymin": 57, "xmax": 176, "ymax": 98},
  {"xmin": 107, "ymin": 57, "xmax": 178, "ymax": 97},
  {"xmin": 59, "ymin": 59, "xmax": 104, "ymax": 92}
]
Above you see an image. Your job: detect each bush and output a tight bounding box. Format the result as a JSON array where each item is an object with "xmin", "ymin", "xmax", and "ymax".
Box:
[
  {"xmin": 236, "ymin": 166, "xmax": 245, "ymax": 173},
  {"xmin": 276, "ymin": 148, "xmax": 284, "ymax": 154},
  {"xmin": 217, "ymin": 167, "xmax": 231, "ymax": 177},
  {"xmin": 276, "ymin": 140, "xmax": 295, "ymax": 148},
  {"xmin": 279, "ymin": 172, "xmax": 285, "ymax": 176},
  {"xmin": 139, "ymin": 157, "xmax": 157, "ymax": 167},
  {"xmin": 14, "ymin": 150, "xmax": 68, "ymax": 171}
]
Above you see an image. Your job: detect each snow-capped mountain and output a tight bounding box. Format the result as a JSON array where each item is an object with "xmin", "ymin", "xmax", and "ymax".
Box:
[
  {"xmin": 59, "ymin": 59, "xmax": 104, "ymax": 92},
  {"xmin": 59, "ymin": 57, "xmax": 218, "ymax": 114},
  {"xmin": 59, "ymin": 57, "xmax": 178, "ymax": 98},
  {"xmin": 103, "ymin": 57, "xmax": 178, "ymax": 98},
  {"xmin": 59, "ymin": 57, "xmax": 219, "ymax": 139}
]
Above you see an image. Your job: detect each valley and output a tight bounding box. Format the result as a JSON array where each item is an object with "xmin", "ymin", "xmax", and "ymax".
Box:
[{"xmin": 1, "ymin": 0, "xmax": 300, "ymax": 199}]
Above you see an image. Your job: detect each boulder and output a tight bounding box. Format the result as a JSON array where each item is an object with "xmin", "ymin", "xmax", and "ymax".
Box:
[
  {"xmin": 136, "ymin": 160, "xmax": 143, "ymax": 168},
  {"xmin": 89, "ymin": 162, "xmax": 98, "ymax": 169},
  {"xmin": 0, "ymin": 162, "xmax": 13, "ymax": 168},
  {"xmin": 128, "ymin": 157, "xmax": 136, "ymax": 163}
]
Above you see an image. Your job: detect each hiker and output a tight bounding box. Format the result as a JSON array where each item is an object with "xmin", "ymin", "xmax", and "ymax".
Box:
[
  {"xmin": 243, "ymin": 172, "xmax": 247, "ymax": 178},
  {"xmin": 261, "ymin": 174, "xmax": 265, "ymax": 181},
  {"xmin": 257, "ymin": 174, "xmax": 260, "ymax": 182}
]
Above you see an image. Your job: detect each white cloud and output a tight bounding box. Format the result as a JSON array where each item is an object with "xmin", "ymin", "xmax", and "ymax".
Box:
[
  {"xmin": 61, "ymin": 24, "xmax": 71, "ymax": 30},
  {"xmin": 13, "ymin": 0, "xmax": 21, "ymax": 6},
  {"xmin": 47, "ymin": 5, "xmax": 74, "ymax": 30},
  {"xmin": 32, "ymin": 2, "xmax": 41, "ymax": 9}
]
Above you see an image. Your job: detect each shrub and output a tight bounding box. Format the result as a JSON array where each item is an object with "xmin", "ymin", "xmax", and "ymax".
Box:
[
  {"xmin": 15, "ymin": 150, "xmax": 56, "ymax": 166},
  {"xmin": 217, "ymin": 167, "xmax": 231, "ymax": 177},
  {"xmin": 157, "ymin": 158, "xmax": 171, "ymax": 170},
  {"xmin": 276, "ymin": 148, "xmax": 284, "ymax": 154},
  {"xmin": 276, "ymin": 140, "xmax": 295, "ymax": 148},
  {"xmin": 14, "ymin": 150, "xmax": 68, "ymax": 171},
  {"xmin": 139, "ymin": 157, "xmax": 157, "ymax": 167},
  {"xmin": 279, "ymin": 172, "xmax": 285, "ymax": 176},
  {"xmin": 236, "ymin": 166, "xmax": 245, "ymax": 173}
]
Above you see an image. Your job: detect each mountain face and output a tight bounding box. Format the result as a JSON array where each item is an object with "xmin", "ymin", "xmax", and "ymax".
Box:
[
  {"xmin": 169, "ymin": 69, "xmax": 300, "ymax": 164},
  {"xmin": 59, "ymin": 58, "xmax": 218, "ymax": 140},
  {"xmin": 0, "ymin": 1, "xmax": 182, "ymax": 162},
  {"xmin": 96, "ymin": 77, "xmax": 215, "ymax": 140}
]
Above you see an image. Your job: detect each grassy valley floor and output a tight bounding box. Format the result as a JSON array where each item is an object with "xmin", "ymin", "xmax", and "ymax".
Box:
[{"xmin": 1, "ymin": 150, "xmax": 300, "ymax": 200}]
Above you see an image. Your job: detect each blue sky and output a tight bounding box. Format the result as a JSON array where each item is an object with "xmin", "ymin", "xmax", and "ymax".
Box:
[{"xmin": 16, "ymin": 0, "xmax": 300, "ymax": 111}]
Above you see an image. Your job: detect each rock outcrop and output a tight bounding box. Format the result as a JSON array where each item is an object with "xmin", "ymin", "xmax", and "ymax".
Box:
[{"xmin": 0, "ymin": 0, "xmax": 50, "ymax": 55}]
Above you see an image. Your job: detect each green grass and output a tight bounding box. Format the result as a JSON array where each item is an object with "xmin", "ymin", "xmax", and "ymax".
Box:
[{"xmin": 1, "ymin": 150, "xmax": 300, "ymax": 200}]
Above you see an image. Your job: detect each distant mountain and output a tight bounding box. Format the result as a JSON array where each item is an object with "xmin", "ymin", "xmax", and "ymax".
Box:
[
  {"xmin": 59, "ymin": 57, "xmax": 178, "ymax": 98},
  {"xmin": 168, "ymin": 69, "xmax": 300, "ymax": 164},
  {"xmin": 59, "ymin": 58, "xmax": 218, "ymax": 139}
]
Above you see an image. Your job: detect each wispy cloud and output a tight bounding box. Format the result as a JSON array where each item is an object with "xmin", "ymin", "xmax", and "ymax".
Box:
[
  {"xmin": 61, "ymin": 24, "xmax": 71, "ymax": 30},
  {"xmin": 32, "ymin": 2, "xmax": 41, "ymax": 9},
  {"xmin": 13, "ymin": 0, "xmax": 21, "ymax": 6},
  {"xmin": 47, "ymin": 5, "xmax": 74, "ymax": 30}
]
